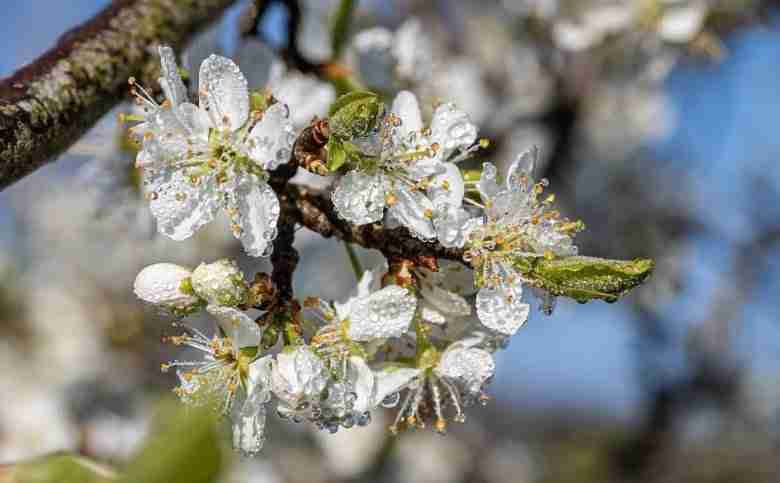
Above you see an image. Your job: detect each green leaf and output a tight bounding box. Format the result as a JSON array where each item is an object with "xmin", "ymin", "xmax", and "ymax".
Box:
[
  {"xmin": 513, "ymin": 255, "xmax": 654, "ymax": 303},
  {"xmin": 119, "ymin": 401, "xmax": 224, "ymax": 483},
  {"xmin": 2, "ymin": 454, "xmax": 116, "ymax": 483}
]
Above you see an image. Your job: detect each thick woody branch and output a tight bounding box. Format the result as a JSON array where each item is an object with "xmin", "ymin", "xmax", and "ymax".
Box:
[{"xmin": 0, "ymin": 0, "xmax": 244, "ymax": 190}]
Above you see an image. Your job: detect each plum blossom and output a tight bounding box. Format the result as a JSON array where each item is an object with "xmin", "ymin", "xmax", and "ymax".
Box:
[
  {"xmin": 160, "ymin": 306, "xmax": 270, "ymax": 455},
  {"xmin": 388, "ymin": 336, "xmax": 496, "ymax": 434},
  {"xmin": 465, "ymin": 146, "xmax": 581, "ymax": 329},
  {"xmin": 306, "ymin": 264, "xmax": 417, "ymax": 345},
  {"xmin": 129, "ymin": 46, "xmax": 295, "ymax": 256},
  {"xmin": 331, "ymin": 90, "xmax": 478, "ymax": 243}
]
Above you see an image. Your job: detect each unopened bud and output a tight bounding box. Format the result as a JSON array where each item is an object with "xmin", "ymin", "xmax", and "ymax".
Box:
[
  {"xmin": 134, "ymin": 263, "xmax": 202, "ymax": 315},
  {"xmin": 191, "ymin": 259, "xmax": 248, "ymax": 307}
]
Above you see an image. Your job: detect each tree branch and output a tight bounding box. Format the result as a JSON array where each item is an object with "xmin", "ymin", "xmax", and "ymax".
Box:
[{"xmin": 0, "ymin": 0, "xmax": 244, "ymax": 190}]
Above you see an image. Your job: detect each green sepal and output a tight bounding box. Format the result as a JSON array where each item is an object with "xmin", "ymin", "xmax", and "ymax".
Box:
[
  {"xmin": 326, "ymin": 138, "xmax": 347, "ymax": 172},
  {"xmin": 261, "ymin": 324, "xmax": 280, "ymax": 350},
  {"xmin": 177, "ymin": 67, "xmax": 190, "ymax": 82},
  {"xmin": 250, "ymin": 90, "xmax": 269, "ymax": 112},
  {"xmin": 512, "ymin": 255, "xmax": 654, "ymax": 303}
]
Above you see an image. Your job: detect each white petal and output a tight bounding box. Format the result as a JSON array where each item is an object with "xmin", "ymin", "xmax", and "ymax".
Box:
[
  {"xmin": 355, "ymin": 269, "xmax": 376, "ymax": 299},
  {"xmin": 420, "ymin": 302, "xmax": 447, "ymax": 325},
  {"xmin": 175, "ymin": 103, "xmax": 211, "ymax": 145},
  {"xmin": 506, "ymin": 146, "xmax": 538, "ymax": 192},
  {"xmin": 404, "ymin": 157, "xmax": 444, "ymax": 181},
  {"xmin": 434, "ymin": 202, "xmax": 479, "ymax": 249},
  {"xmin": 436, "ymin": 261, "xmax": 477, "ymax": 296},
  {"xmin": 386, "ymin": 184, "xmax": 436, "ymax": 240},
  {"xmin": 206, "ymin": 305, "xmax": 261, "ymax": 350},
  {"xmin": 391, "ymin": 90, "xmax": 423, "ymax": 141},
  {"xmin": 373, "ymin": 366, "xmax": 421, "ymax": 406},
  {"xmin": 144, "ymin": 166, "xmax": 219, "ymax": 241},
  {"xmin": 247, "ymin": 103, "xmax": 296, "ymax": 171},
  {"xmin": 420, "ymin": 282, "xmax": 471, "ymax": 318},
  {"xmin": 232, "ymin": 379, "xmax": 270, "ymax": 455},
  {"xmin": 199, "ymin": 54, "xmax": 249, "ymax": 131},
  {"xmin": 476, "ymin": 283, "xmax": 530, "ymax": 336},
  {"xmin": 332, "ymin": 171, "xmax": 387, "ymax": 225},
  {"xmin": 247, "ymin": 355, "xmax": 273, "ymax": 394},
  {"xmin": 428, "ymin": 163, "xmax": 464, "ymax": 207},
  {"xmin": 478, "ymin": 162, "xmax": 501, "ymax": 206},
  {"xmin": 430, "ymin": 103, "xmax": 477, "ymax": 159},
  {"xmin": 347, "ymin": 285, "xmax": 416, "ymax": 341},
  {"xmin": 271, "ymin": 347, "xmax": 328, "ymax": 405},
  {"xmin": 226, "ymin": 178, "xmax": 280, "ymax": 257},
  {"xmin": 346, "ymin": 356, "xmax": 376, "ymax": 413},
  {"xmin": 158, "ymin": 45, "xmax": 188, "ymax": 107},
  {"xmin": 435, "ymin": 345, "xmax": 495, "ymax": 395}
]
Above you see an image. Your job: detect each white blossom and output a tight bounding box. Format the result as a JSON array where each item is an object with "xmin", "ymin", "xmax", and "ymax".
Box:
[
  {"xmin": 465, "ymin": 146, "xmax": 580, "ymax": 327},
  {"xmin": 161, "ymin": 306, "xmax": 269, "ymax": 454},
  {"xmin": 332, "ymin": 91, "xmax": 477, "ymax": 243},
  {"xmin": 388, "ymin": 336, "xmax": 496, "ymax": 434},
  {"xmin": 130, "ymin": 46, "xmax": 295, "ymax": 257}
]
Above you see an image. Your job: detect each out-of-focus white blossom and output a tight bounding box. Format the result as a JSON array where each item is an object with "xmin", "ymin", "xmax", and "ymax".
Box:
[
  {"xmin": 349, "ymin": 18, "xmax": 434, "ymax": 91},
  {"xmin": 267, "ymin": 61, "xmax": 336, "ymax": 129}
]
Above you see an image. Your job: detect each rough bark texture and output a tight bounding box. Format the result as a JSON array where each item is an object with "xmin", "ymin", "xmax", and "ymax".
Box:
[{"xmin": 0, "ymin": 0, "xmax": 242, "ymax": 190}]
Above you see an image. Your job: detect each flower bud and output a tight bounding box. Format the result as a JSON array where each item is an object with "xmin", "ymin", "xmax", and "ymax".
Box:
[
  {"xmin": 134, "ymin": 263, "xmax": 202, "ymax": 315},
  {"xmin": 191, "ymin": 259, "xmax": 248, "ymax": 307}
]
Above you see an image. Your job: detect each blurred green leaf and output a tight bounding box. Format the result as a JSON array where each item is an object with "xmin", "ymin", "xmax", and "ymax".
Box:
[
  {"xmin": 1, "ymin": 454, "xmax": 116, "ymax": 483},
  {"xmin": 119, "ymin": 401, "xmax": 224, "ymax": 483},
  {"xmin": 330, "ymin": 0, "xmax": 356, "ymax": 59}
]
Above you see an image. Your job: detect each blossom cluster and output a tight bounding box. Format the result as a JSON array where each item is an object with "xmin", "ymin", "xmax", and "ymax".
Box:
[{"xmin": 131, "ymin": 46, "xmax": 582, "ymax": 455}]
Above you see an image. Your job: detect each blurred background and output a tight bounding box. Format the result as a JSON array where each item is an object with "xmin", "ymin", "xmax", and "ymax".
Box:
[{"xmin": 2, "ymin": 0, "xmax": 780, "ymax": 481}]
